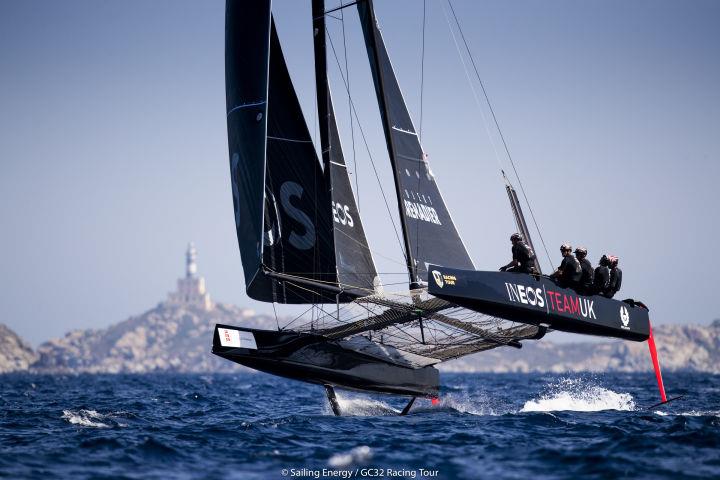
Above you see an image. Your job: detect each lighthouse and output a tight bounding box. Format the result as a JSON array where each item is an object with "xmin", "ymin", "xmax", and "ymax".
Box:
[
  {"xmin": 165, "ymin": 242, "xmax": 213, "ymax": 311},
  {"xmin": 186, "ymin": 242, "xmax": 198, "ymax": 278}
]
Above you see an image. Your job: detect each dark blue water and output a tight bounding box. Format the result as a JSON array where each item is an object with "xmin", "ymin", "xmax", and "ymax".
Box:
[{"xmin": 1, "ymin": 372, "xmax": 718, "ymax": 479}]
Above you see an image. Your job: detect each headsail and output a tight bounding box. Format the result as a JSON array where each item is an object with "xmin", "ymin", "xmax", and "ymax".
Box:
[
  {"xmin": 226, "ymin": 0, "xmax": 337, "ymax": 303},
  {"xmin": 312, "ymin": 0, "xmax": 379, "ymax": 297},
  {"xmin": 357, "ymin": 0, "xmax": 475, "ymax": 286}
]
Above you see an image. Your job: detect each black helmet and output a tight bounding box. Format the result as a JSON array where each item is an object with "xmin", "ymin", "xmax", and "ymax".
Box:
[
  {"xmin": 574, "ymin": 247, "xmax": 587, "ymax": 257},
  {"xmin": 600, "ymin": 254, "xmax": 610, "ymax": 266},
  {"xmin": 510, "ymin": 233, "xmax": 523, "ymax": 242},
  {"xmin": 560, "ymin": 243, "xmax": 572, "ymax": 253}
]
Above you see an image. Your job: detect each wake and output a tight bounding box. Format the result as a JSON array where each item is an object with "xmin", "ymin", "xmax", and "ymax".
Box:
[
  {"xmin": 322, "ymin": 378, "xmax": 637, "ymax": 416},
  {"xmin": 521, "ymin": 378, "xmax": 636, "ymax": 412}
]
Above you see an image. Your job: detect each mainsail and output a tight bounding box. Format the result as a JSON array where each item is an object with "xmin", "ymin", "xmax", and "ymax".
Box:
[
  {"xmin": 357, "ymin": 0, "xmax": 475, "ymax": 287},
  {"xmin": 312, "ymin": 0, "xmax": 379, "ymax": 297},
  {"xmin": 226, "ymin": 1, "xmax": 337, "ymax": 303}
]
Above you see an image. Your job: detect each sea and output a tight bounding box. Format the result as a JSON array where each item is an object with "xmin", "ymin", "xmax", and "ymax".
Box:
[{"xmin": 1, "ymin": 372, "xmax": 718, "ymax": 479}]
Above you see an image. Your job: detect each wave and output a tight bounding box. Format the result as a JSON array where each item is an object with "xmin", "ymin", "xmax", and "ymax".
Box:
[
  {"xmin": 327, "ymin": 393, "xmax": 398, "ymax": 416},
  {"xmin": 61, "ymin": 409, "xmax": 128, "ymax": 428},
  {"xmin": 654, "ymin": 410, "xmax": 720, "ymax": 417},
  {"xmin": 420, "ymin": 393, "xmax": 506, "ymax": 416},
  {"xmin": 521, "ymin": 378, "xmax": 635, "ymax": 412},
  {"xmin": 328, "ymin": 446, "xmax": 373, "ymax": 468}
]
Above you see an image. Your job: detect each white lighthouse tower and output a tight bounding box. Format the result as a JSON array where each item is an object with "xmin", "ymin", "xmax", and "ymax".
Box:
[
  {"xmin": 166, "ymin": 242, "xmax": 213, "ymax": 311},
  {"xmin": 186, "ymin": 242, "xmax": 198, "ymax": 278}
]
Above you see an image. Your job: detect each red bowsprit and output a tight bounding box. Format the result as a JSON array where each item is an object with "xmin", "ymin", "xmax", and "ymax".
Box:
[{"xmin": 647, "ymin": 321, "xmax": 667, "ymax": 403}]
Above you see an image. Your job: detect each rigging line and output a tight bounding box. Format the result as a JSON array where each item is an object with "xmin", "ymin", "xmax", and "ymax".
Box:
[
  {"xmin": 446, "ymin": 0, "xmax": 554, "ymax": 270},
  {"xmin": 326, "ymin": 31, "xmax": 407, "ymax": 261},
  {"xmin": 333, "ymin": 228, "xmax": 407, "ymax": 268},
  {"xmin": 283, "ymin": 282, "xmax": 343, "ymax": 320},
  {"xmin": 264, "ymin": 266, "xmax": 380, "ymax": 297},
  {"xmin": 318, "ymin": 0, "xmax": 361, "ymax": 18},
  {"xmin": 339, "ymin": 2, "xmax": 360, "ymax": 212},
  {"xmin": 281, "ymin": 303, "xmax": 317, "ymax": 331},
  {"xmin": 415, "ymin": 0, "xmax": 427, "ymax": 266},
  {"xmin": 440, "ymin": 1, "xmax": 503, "ymax": 171},
  {"xmin": 272, "ymin": 301, "xmax": 280, "ymax": 331},
  {"xmin": 419, "ymin": 0, "xmax": 426, "ymax": 143}
]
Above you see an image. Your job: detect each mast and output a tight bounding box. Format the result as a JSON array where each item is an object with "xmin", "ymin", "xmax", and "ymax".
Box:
[
  {"xmin": 313, "ymin": 0, "xmax": 380, "ymax": 296},
  {"xmin": 357, "ymin": 0, "xmax": 418, "ymax": 288},
  {"xmin": 312, "ymin": 0, "xmax": 330, "ymax": 174}
]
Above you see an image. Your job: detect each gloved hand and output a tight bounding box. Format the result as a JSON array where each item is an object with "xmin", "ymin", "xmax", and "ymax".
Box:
[{"xmin": 499, "ymin": 266, "xmax": 508, "ymax": 272}]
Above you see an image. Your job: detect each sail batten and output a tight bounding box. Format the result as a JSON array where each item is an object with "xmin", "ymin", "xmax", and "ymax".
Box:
[{"xmin": 357, "ymin": 0, "xmax": 475, "ymax": 287}]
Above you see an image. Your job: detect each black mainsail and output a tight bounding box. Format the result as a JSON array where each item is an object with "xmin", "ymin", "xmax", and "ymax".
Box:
[
  {"xmin": 227, "ymin": 1, "xmax": 337, "ymax": 303},
  {"xmin": 357, "ymin": 0, "xmax": 475, "ymax": 287},
  {"xmin": 312, "ymin": 0, "xmax": 379, "ymax": 297}
]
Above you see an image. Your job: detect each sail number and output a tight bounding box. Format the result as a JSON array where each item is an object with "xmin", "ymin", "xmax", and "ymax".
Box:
[{"xmin": 332, "ymin": 202, "xmax": 354, "ymax": 228}]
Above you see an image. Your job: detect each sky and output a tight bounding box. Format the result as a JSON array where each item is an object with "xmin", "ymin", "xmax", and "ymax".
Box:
[{"xmin": 1, "ymin": 0, "xmax": 719, "ymax": 346}]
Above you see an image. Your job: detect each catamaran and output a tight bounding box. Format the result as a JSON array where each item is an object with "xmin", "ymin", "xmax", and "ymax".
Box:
[{"xmin": 212, "ymin": 0, "xmax": 671, "ymax": 415}]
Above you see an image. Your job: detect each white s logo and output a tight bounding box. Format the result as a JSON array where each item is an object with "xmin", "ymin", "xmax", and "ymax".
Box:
[{"xmin": 280, "ymin": 182, "xmax": 316, "ymax": 250}]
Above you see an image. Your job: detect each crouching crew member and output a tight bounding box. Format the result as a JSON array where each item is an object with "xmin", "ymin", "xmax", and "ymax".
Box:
[
  {"xmin": 606, "ymin": 255, "xmax": 623, "ymax": 298},
  {"xmin": 499, "ymin": 233, "xmax": 536, "ymax": 274},
  {"xmin": 574, "ymin": 247, "xmax": 594, "ymax": 295},
  {"xmin": 550, "ymin": 243, "xmax": 582, "ymax": 289},
  {"xmin": 592, "ymin": 255, "xmax": 611, "ymax": 295}
]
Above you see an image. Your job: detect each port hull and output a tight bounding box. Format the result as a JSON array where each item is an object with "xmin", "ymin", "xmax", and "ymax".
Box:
[{"xmin": 212, "ymin": 325, "xmax": 439, "ymax": 397}]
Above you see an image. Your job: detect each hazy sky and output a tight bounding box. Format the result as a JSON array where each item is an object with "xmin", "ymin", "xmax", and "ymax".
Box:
[{"xmin": 1, "ymin": 0, "xmax": 718, "ymax": 346}]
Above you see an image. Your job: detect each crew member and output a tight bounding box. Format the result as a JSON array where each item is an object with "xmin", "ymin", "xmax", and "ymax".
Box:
[
  {"xmin": 499, "ymin": 233, "xmax": 536, "ymax": 274},
  {"xmin": 574, "ymin": 247, "xmax": 594, "ymax": 295},
  {"xmin": 592, "ymin": 255, "xmax": 611, "ymax": 296},
  {"xmin": 607, "ymin": 256, "xmax": 623, "ymax": 298},
  {"xmin": 550, "ymin": 243, "xmax": 581, "ymax": 289}
]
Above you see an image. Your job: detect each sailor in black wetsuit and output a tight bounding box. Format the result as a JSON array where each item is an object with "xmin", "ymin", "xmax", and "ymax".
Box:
[
  {"xmin": 499, "ymin": 233, "xmax": 536, "ymax": 274},
  {"xmin": 606, "ymin": 256, "xmax": 623, "ymax": 298},
  {"xmin": 592, "ymin": 255, "xmax": 611, "ymax": 296},
  {"xmin": 574, "ymin": 247, "xmax": 594, "ymax": 295},
  {"xmin": 550, "ymin": 243, "xmax": 582, "ymax": 289}
]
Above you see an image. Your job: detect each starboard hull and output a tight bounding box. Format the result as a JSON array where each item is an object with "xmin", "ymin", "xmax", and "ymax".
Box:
[
  {"xmin": 212, "ymin": 325, "xmax": 440, "ymax": 397},
  {"xmin": 427, "ymin": 266, "xmax": 650, "ymax": 342}
]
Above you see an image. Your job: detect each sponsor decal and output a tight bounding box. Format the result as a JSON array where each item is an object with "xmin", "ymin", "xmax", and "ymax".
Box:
[
  {"xmin": 218, "ymin": 328, "xmax": 257, "ymax": 349},
  {"xmin": 505, "ymin": 282, "xmax": 596, "ymax": 320},
  {"xmin": 620, "ymin": 306, "xmax": 630, "ymax": 330},
  {"xmin": 404, "ymin": 199, "xmax": 441, "ymax": 225},
  {"xmin": 430, "ymin": 270, "xmax": 456, "ymax": 288},
  {"xmin": 505, "ymin": 283, "xmax": 546, "ymax": 309},
  {"xmin": 331, "ymin": 201, "xmax": 354, "ymax": 227}
]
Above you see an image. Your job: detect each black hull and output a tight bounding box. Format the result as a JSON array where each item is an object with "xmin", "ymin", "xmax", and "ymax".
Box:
[
  {"xmin": 212, "ymin": 325, "xmax": 439, "ymax": 397},
  {"xmin": 427, "ymin": 266, "xmax": 650, "ymax": 342}
]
